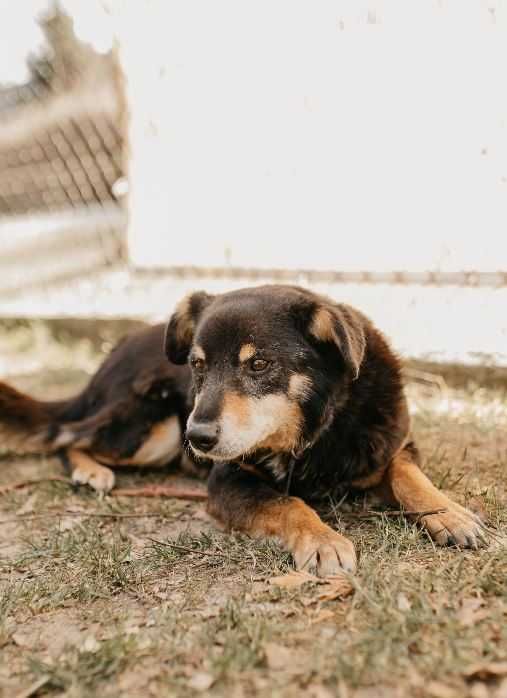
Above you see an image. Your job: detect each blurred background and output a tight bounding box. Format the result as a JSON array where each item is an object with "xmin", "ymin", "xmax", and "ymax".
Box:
[{"xmin": 0, "ymin": 0, "xmax": 506, "ymax": 371}]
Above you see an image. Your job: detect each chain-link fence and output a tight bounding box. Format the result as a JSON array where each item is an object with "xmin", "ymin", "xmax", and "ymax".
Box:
[{"xmin": 0, "ymin": 6, "xmax": 127, "ymax": 296}]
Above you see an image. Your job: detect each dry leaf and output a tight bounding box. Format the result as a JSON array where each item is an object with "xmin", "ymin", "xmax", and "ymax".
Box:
[
  {"xmin": 311, "ymin": 609, "xmax": 335, "ymax": 625},
  {"xmin": 188, "ymin": 672, "xmax": 215, "ymax": 691},
  {"xmin": 82, "ymin": 635, "xmax": 100, "ymax": 653},
  {"xmin": 457, "ymin": 598, "xmax": 487, "ymax": 627},
  {"xmin": 11, "ymin": 631, "xmax": 32, "ymax": 648},
  {"xmin": 464, "ymin": 662, "xmax": 507, "ymax": 682},
  {"xmin": 307, "ymin": 684, "xmax": 335, "ymax": 698},
  {"xmin": 16, "ymin": 493, "xmax": 38, "ymax": 516},
  {"xmin": 397, "ymin": 593, "xmax": 412, "ymax": 612},
  {"xmin": 269, "ymin": 571, "xmax": 318, "ymax": 589},
  {"xmin": 425, "ymin": 680, "xmax": 458, "ymax": 698},
  {"xmin": 264, "ymin": 642, "xmax": 292, "ymax": 670}
]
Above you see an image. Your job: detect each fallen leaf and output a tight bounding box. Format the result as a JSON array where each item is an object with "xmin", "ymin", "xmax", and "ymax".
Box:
[
  {"xmin": 11, "ymin": 631, "xmax": 32, "ymax": 648},
  {"xmin": 457, "ymin": 598, "xmax": 487, "ymax": 627},
  {"xmin": 464, "ymin": 662, "xmax": 507, "ymax": 682},
  {"xmin": 307, "ymin": 684, "xmax": 335, "ymax": 698},
  {"xmin": 311, "ymin": 609, "xmax": 334, "ymax": 625},
  {"xmin": 16, "ymin": 493, "xmax": 38, "ymax": 516},
  {"xmin": 59, "ymin": 517, "xmax": 81, "ymax": 532},
  {"xmin": 397, "ymin": 593, "xmax": 412, "ymax": 612},
  {"xmin": 264, "ymin": 642, "xmax": 292, "ymax": 670},
  {"xmin": 188, "ymin": 672, "xmax": 215, "ymax": 691},
  {"xmin": 425, "ymin": 680, "xmax": 458, "ymax": 698},
  {"xmin": 82, "ymin": 635, "xmax": 101, "ymax": 653}
]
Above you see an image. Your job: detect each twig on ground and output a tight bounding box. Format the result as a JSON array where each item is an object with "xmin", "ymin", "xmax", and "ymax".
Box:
[
  {"xmin": 341, "ymin": 508, "xmax": 448, "ymax": 520},
  {"xmin": 0, "ymin": 510, "xmax": 176, "ymax": 525},
  {"xmin": 15, "ymin": 676, "xmax": 50, "ymax": 698},
  {"xmin": 0, "ymin": 476, "xmax": 70, "ymax": 494},
  {"xmin": 113, "ymin": 484, "xmax": 207, "ymax": 500},
  {"xmin": 0, "ymin": 477, "xmax": 207, "ymax": 500},
  {"xmin": 146, "ymin": 536, "xmax": 241, "ymax": 562}
]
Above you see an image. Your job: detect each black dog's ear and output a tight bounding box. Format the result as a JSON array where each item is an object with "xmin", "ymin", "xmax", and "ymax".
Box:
[
  {"xmin": 308, "ymin": 302, "xmax": 366, "ymax": 379},
  {"xmin": 164, "ymin": 291, "xmax": 215, "ymax": 364}
]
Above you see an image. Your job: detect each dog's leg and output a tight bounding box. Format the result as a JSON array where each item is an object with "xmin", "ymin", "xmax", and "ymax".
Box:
[
  {"xmin": 378, "ymin": 447, "xmax": 486, "ymax": 548},
  {"xmin": 207, "ymin": 462, "xmax": 356, "ymax": 575},
  {"xmin": 66, "ymin": 448, "xmax": 115, "ymax": 493}
]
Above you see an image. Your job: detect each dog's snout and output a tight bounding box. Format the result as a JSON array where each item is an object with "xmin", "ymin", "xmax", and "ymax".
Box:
[{"xmin": 187, "ymin": 420, "xmax": 220, "ymax": 453}]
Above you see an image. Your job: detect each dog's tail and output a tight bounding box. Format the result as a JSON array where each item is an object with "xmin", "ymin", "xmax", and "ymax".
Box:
[{"xmin": 0, "ymin": 380, "xmax": 76, "ymax": 455}]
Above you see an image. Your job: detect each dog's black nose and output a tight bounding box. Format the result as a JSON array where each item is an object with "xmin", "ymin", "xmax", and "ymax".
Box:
[{"xmin": 187, "ymin": 421, "xmax": 220, "ymax": 453}]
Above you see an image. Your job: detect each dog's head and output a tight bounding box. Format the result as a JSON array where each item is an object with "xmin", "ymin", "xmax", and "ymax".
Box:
[{"xmin": 165, "ymin": 285, "xmax": 366, "ymax": 462}]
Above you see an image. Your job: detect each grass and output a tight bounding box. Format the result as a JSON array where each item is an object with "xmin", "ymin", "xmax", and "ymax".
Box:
[{"xmin": 0, "ymin": 328, "xmax": 506, "ymax": 696}]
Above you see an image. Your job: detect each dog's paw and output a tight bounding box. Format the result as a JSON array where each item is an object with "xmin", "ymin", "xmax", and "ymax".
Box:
[
  {"xmin": 420, "ymin": 501, "xmax": 487, "ymax": 549},
  {"xmin": 72, "ymin": 462, "xmax": 115, "ymax": 493},
  {"xmin": 292, "ymin": 526, "xmax": 357, "ymax": 576}
]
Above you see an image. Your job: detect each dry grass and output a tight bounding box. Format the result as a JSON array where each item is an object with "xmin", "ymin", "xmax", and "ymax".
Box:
[{"xmin": 0, "ymin": 324, "xmax": 506, "ymax": 697}]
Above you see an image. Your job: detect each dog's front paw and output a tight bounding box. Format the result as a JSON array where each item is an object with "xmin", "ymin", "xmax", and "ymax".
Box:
[
  {"xmin": 292, "ymin": 526, "xmax": 357, "ymax": 576},
  {"xmin": 72, "ymin": 461, "xmax": 115, "ymax": 493},
  {"xmin": 420, "ymin": 501, "xmax": 487, "ymax": 549}
]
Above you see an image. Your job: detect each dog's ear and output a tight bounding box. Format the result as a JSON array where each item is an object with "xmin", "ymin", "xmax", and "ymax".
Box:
[
  {"xmin": 165, "ymin": 291, "xmax": 214, "ymax": 364},
  {"xmin": 308, "ymin": 302, "xmax": 366, "ymax": 379}
]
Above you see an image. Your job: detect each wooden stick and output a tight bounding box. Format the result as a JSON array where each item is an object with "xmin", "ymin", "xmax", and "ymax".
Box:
[
  {"xmin": 15, "ymin": 676, "xmax": 50, "ymax": 698},
  {"xmin": 112, "ymin": 484, "xmax": 207, "ymax": 500},
  {"xmin": 0, "ymin": 511, "xmax": 176, "ymax": 525},
  {"xmin": 147, "ymin": 537, "xmax": 239, "ymax": 561},
  {"xmin": 0, "ymin": 477, "xmax": 207, "ymax": 500},
  {"xmin": 0, "ymin": 476, "xmax": 70, "ymax": 495},
  {"xmin": 339, "ymin": 508, "xmax": 447, "ymax": 519}
]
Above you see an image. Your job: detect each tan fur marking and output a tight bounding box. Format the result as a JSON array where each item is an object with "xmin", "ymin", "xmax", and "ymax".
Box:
[
  {"xmin": 96, "ymin": 416, "xmax": 181, "ymax": 467},
  {"xmin": 256, "ymin": 399, "xmax": 303, "ymax": 452},
  {"xmin": 383, "ymin": 452, "xmax": 452, "ymax": 512},
  {"xmin": 248, "ymin": 497, "xmax": 357, "ymax": 574},
  {"xmin": 174, "ymin": 294, "xmax": 195, "ymax": 345},
  {"xmin": 288, "ymin": 373, "xmax": 313, "ymax": 400},
  {"xmin": 310, "ymin": 307, "xmax": 336, "ymax": 343},
  {"xmin": 350, "ymin": 464, "xmax": 389, "ymax": 490},
  {"xmin": 250, "ymin": 497, "xmax": 327, "ymax": 538},
  {"xmin": 222, "ymin": 392, "xmax": 251, "ymax": 427},
  {"xmin": 239, "ymin": 343, "xmax": 256, "ymax": 363},
  {"xmin": 378, "ymin": 451, "xmax": 485, "ymax": 548},
  {"xmin": 193, "ymin": 345, "xmax": 206, "ymax": 361},
  {"xmin": 218, "ymin": 392, "xmax": 304, "ymax": 457},
  {"xmin": 239, "ymin": 463, "xmax": 272, "ymax": 482}
]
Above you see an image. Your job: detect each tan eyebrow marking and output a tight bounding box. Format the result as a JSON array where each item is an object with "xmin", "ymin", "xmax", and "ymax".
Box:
[
  {"xmin": 288, "ymin": 373, "xmax": 313, "ymax": 400},
  {"xmin": 193, "ymin": 345, "xmax": 206, "ymax": 360},
  {"xmin": 239, "ymin": 343, "xmax": 256, "ymax": 363}
]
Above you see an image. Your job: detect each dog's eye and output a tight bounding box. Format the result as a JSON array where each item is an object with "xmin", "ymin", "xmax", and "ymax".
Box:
[
  {"xmin": 250, "ymin": 358, "xmax": 269, "ymax": 372},
  {"xmin": 191, "ymin": 357, "xmax": 205, "ymax": 371}
]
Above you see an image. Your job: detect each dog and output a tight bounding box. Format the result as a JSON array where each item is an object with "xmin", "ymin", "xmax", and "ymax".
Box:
[
  {"xmin": 0, "ymin": 324, "xmax": 192, "ymax": 491},
  {"xmin": 0, "ymin": 285, "xmax": 486, "ymax": 576},
  {"xmin": 165, "ymin": 284, "xmax": 486, "ymax": 575}
]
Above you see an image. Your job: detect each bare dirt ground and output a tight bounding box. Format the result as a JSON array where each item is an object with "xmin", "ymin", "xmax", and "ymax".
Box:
[{"xmin": 0, "ymin": 324, "xmax": 506, "ymax": 698}]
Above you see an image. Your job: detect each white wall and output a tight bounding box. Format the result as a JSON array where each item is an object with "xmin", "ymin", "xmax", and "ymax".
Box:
[{"xmin": 118, "ymin": 1, "xmax": 507, "ymax": 272}]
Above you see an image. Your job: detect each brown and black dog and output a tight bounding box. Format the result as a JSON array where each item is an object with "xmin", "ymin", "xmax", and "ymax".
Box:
[
  {"xmin": 0, "ymin": 324, "xmax": 192, "ymax": 491},
  {"xmin": 0, "ymin": 285, "xmax": 486, "ymax": 575},
  {"xmin": 166, "ymin": 284, "xmax": 486, "ymax": 575}
]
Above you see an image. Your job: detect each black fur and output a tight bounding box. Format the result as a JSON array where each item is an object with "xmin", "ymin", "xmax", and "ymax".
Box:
[{"xmin": 167, "ymin": 284, "xmax": 410, "ymax": 500}]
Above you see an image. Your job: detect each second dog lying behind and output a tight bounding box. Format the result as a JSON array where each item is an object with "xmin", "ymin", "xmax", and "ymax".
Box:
[
  {"xmin": 166, "ymin": 284, "xmax": 487, "ymax": 576},
  {"xmin": 0, "ymin": 325, "xmax": 191, "ymax": 491}
]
